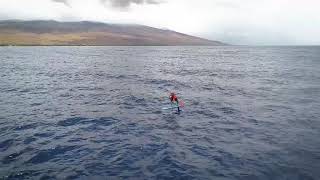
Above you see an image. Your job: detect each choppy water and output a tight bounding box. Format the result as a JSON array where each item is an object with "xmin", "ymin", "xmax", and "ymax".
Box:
[{"xmin": 0, "ymin": 46, "xmax": 320, "ymax": 180}]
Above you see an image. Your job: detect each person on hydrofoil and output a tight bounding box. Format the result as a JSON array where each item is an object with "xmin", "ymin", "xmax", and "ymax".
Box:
[{"xmin": 170, "ymin": 92, "xmax": 180, "ymax": 112}]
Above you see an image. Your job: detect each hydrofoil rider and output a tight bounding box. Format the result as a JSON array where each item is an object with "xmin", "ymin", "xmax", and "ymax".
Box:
[{"xmin": 169, "ymin": 92, "xmax": 181, "ymax": 112}]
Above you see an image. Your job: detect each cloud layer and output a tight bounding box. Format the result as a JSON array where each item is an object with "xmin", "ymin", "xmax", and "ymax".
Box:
[
  {"xmin": 0, "ymin": 0, "xmax": 319, "ymax": 45},
  {"xmin": 105, "ymin": 0, "xmax": 162, "ymax": 8},
  {"xmin": 52, "ymin": 0, "xmax": 70, "ymax": 7},
  {"xmin": 52, "ymin": 0, "xmax": 163, "ymax": 8}
]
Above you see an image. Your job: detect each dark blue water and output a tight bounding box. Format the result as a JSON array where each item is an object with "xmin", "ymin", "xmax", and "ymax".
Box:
[{"xmin": 0, "ymin": 46, "xmax": 319, "ymax": 180}]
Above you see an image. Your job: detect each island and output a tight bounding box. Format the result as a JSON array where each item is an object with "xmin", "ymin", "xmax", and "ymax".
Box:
[{"xmin": 0, "ymin": 20, "xmax": 226, "ymax": 46}]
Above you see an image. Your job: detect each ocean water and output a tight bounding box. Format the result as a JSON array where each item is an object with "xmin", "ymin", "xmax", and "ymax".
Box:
[{"xmin": 0, "ymin": 46, "xmax": 319, "ymax": 180}]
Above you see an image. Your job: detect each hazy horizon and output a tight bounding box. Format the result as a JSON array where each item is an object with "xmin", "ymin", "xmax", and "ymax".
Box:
[{"xmin": 0, "ymin": 0, "xmax": 319, "ymax": 45}]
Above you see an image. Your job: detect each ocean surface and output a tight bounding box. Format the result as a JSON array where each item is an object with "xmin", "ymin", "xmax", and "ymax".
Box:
[{"xmin": 0, "ymin": 46, "xmax": 319, "ymax": 180}]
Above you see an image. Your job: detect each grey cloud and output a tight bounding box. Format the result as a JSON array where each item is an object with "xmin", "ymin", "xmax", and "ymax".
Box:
[
  {"xmin": 100, "ymin": 0, "xmax": 163, "ymax": 8},
  {"xmin": 50, "ymin": 0, "xmax": 162, "ymax": 9},
  {"xmin": 52, "ymin": 0, "xmax": 70, "ymax": 7}
]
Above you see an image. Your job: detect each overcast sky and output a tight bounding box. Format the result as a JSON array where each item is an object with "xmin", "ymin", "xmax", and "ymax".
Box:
[{"xmin": 0, "ymin": 0, "xmax": 319, "ymax": 45}]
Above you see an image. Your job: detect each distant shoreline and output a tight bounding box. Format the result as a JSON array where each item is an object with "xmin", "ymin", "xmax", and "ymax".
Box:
[
  {"xmin": 2, "ymin": 45, "xmax": 320, "ymax": 47},
  {"xmin": 0, "ymin": 44, "xmax": 229, "ymax": 47}
]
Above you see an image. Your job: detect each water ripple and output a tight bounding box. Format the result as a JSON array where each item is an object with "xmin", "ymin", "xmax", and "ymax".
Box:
[{"xmin": 0, "ymin": 46, "xmax": 319, "ymax": 179}]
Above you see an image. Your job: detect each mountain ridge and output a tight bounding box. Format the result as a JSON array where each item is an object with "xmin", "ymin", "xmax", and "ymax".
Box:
[{"xmin": 0, "ymin": 20, "xmax": 226, "ymax": 46}]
